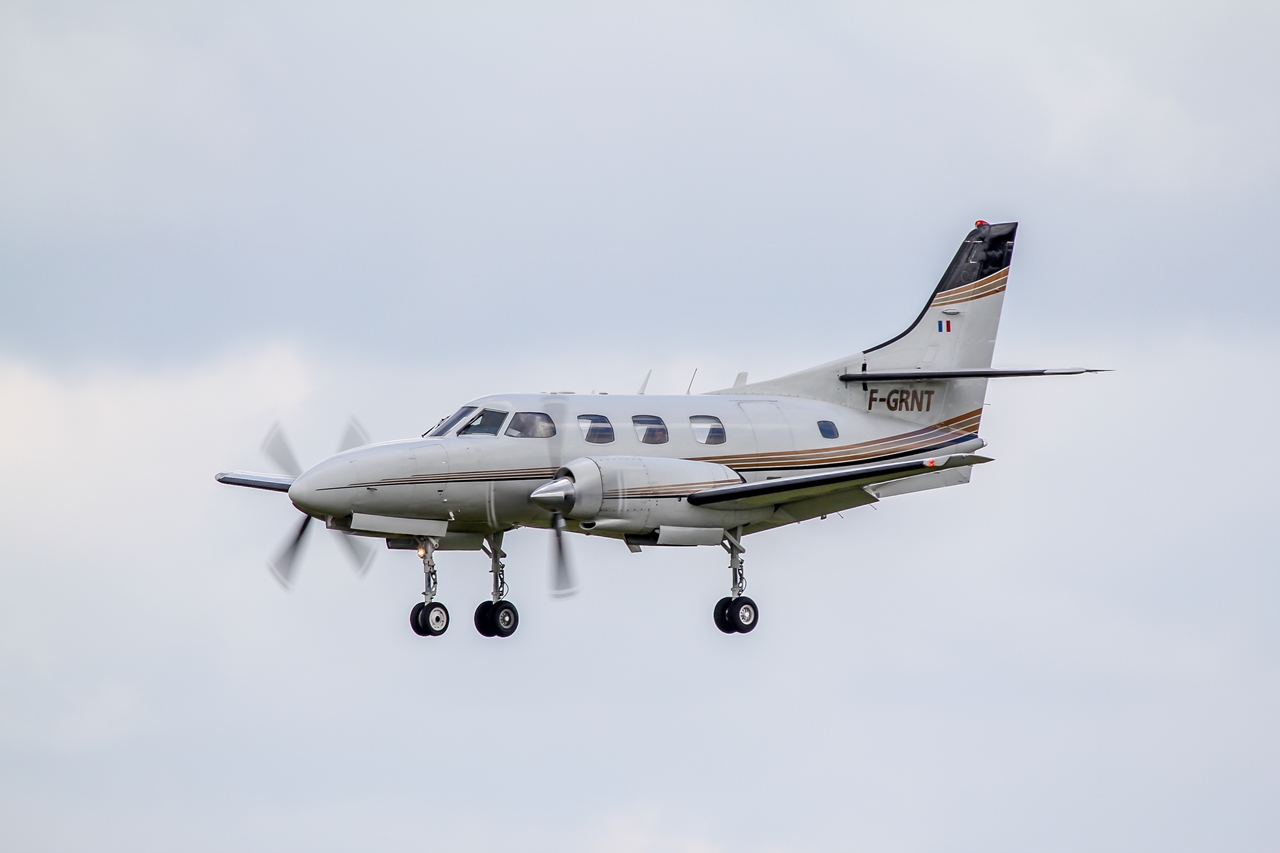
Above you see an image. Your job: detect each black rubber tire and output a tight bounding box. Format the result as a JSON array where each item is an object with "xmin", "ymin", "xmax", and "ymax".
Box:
[
  {"xmin": 421, "ymin": 602, "xmax": 450, "ymax": 636},
  {"xmin": 729, "ymin": 596, "xmax": 758, "ymax": 633},
  {"xmin": 713, "ymin": 597, "xmax": 736, "ymax": 634},
  {"xmin": 410, "ymin": 602, "xmax": 430, "ymax": 637},
  {"xmin": 491, "ymin": 601, "xmax": 519, "ymax": 638},
  {"xmin": 474, "ymin": 601, "xmax": 496, "ymax": 637}
]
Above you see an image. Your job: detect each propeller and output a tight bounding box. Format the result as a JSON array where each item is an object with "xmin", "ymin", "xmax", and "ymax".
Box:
[
  {"xmin": 261, "ymin": 418, "xmax": 375, "ymax": 588},
  {"xmin": 543, "ymin": 397, "xmax": 577, "ymax": 598},
  {"xmin": 550, "ymin": 511, "xmax": 576, "ymax": 597}
]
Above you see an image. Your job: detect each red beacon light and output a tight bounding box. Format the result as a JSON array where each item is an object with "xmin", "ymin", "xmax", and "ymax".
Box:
[{"xmin": 975, "ymin": 220, "xmax": 989, "ymax": 226}]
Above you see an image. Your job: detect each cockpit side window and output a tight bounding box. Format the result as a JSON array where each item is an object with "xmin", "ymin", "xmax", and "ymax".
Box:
[
  {"xmin": 429, "ymin": 406, "xmax": 478, "ymax": 437},
  {"xmin": 577, "ymin": 414, "xmax": 614, "ymax": 444},
  {"xmin": 457, "ymin": 408, "xmax": 509, "ymax": 436},
  {"xmin": 505, "ymin": 412, "xmax": 557, "ymax": 438},
  {"xmin": 689, "ymin": 415, "xmax": 727, "ymax": 445},
  {"xmin": 632, "ymin": 415, "xmax": 669, "ymax": 445}
]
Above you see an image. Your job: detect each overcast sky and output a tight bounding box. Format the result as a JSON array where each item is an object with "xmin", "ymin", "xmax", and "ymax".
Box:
[{"xmin": 3, "ymin": 3, "xmax": 1279, "ymax": 851}]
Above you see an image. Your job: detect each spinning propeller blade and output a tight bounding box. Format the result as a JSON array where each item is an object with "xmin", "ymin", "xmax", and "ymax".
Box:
[
  {"xmin": 550, "ymin": 512, "xmax": 577, "ymax": 597},
  {"xmin": 262, "ymin": 422, "xmax": 303, "ymax": 478},
  {"xmin": 333, "ymin": 531, "xmax": 375, "ymax": 576},
  {"xmin": 270, "ymin": 513, "xmax": 313, "ymax": 588},
  {"xmin": 337, "ymin": 418, "xmax": 370, "ymax": 453}
]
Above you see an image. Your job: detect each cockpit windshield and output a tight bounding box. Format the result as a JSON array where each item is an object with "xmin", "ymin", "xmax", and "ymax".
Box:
[
  {"xmin": 428, "ymin": 407, "xmax": 478, "ymax": 437},
  {"xmin": 457, "ymin": 408, "xmax": 509, "ymax": 436}
]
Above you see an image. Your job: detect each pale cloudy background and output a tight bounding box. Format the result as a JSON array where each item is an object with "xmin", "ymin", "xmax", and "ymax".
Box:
[{"xmin": 2, "ymin": 3, "xmax": 1278, "ymax": 851}]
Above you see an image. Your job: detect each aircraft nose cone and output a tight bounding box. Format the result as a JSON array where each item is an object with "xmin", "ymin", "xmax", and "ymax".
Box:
[
  {"xmin": 530, "ymin": 477, "xmax": 575, "ymax": 513},
  {"xmin": 287, "ymin": 468, "xmax": 321, "ymax": 514},
  {"xmin": 287, "ymin": 459, "xmax": 352, "ymax": 517}
]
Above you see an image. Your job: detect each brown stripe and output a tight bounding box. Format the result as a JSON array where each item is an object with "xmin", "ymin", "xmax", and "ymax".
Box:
[{"xmin": 931, "ymin": 282, "xmax": 1006, "ymax": 307}]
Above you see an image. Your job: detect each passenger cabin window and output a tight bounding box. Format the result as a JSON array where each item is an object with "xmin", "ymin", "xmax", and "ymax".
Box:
[
  {"xmin": 457, "ymin": 409, "xmax": 508, "ymax": 436},
  {"xmin": 632, "ymin": 415, "xmax": 668, "ymax": 445},
  {"xmin": 689, "ymin": 415, "xmax": 727, "ymax": 445},
  {"xmin": 818, "ymin": 420, "xmax": 839, "ymax": 439},
  {"xmin": 505, "ymin": 412, "xmax": 556, "ymax": 438},
  {"xmin": 577, "ymin": 414, "xmax": 614, "ymax": 444},
  {"xmin": 429, "ymin": 406, "xmax": 478, "ymax": 437}
]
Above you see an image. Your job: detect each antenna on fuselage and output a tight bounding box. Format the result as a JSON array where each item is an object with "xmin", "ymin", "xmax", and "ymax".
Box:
[
  {"xmin": 637, "ymin": 369, "xmax": 652, "ymax": 395},
  {"xmin": 685, "ymin": 368, "xmax": 698, "ymax": 394},
  {"xmin": 733, "ymin": 372, "xmax": 748, "ymax": 388}
]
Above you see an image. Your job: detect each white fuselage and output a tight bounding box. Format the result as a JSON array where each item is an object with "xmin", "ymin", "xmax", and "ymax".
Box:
[{"xmin": 288, "ymin": 391, "xmax": 985, "ymax": 539}]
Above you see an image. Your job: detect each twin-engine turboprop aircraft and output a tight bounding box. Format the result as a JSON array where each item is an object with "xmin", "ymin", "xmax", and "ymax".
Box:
[{"xmin": 217, "ymin": 221, "xmax": 1101, "ymax": 639}]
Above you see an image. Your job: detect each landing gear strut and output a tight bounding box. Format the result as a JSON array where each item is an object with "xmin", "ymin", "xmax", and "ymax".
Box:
[
  {"xmin": 714, "ymin": 527, "xmax": 757, "ymax": 634},
  {"xmin": 475, "ymin": 532, "xmax": 519, "ymax": 638},
  {"xmin": 410, "ymin": 536, "xmax": 450, "ymax": 637}
]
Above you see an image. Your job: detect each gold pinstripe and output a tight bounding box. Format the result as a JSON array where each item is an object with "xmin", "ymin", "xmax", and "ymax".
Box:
[{"xmin": 930, "ymin": 268, "xmax": 1008, "ymax": 307}]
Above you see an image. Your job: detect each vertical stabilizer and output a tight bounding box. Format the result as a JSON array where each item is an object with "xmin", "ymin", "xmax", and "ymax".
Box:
[{"xmin": 720, "ymin": 221, "xmax": 1017, "ymax": 435}]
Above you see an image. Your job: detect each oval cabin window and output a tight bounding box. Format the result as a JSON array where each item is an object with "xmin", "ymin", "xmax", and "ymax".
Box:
[
  {"xmin": 577, "ymin": 414, "xmax": 614, "ymax": 444},
  {"xmin": 817, "ymin": 420, "xmax": 839, "ymax": 439},
  {"xmin": 690, "ymin": 415, "xmax": 727, "ymax": 445},
  {"xmin": 632, "ymin": 415, "xmax": 669, "ymax": 445}
]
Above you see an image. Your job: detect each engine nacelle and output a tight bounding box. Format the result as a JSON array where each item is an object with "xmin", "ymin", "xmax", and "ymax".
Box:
[{"xmin": 531, "ymin": 455, "xmax": 771, "ymax": 535}]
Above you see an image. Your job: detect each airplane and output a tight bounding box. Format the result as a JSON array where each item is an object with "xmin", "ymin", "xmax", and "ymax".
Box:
[{"xmin": 217, "ymin": 220, "xmax": 1102, "ymax": 639}]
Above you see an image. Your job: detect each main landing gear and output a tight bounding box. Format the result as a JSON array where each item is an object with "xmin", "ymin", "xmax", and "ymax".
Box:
[
  {"xmin": 408, "ymin": 532, "xmax": 521, "ymax": 639},
  {"xmin": 714, "ymin": 528, "xmax": 758, "ymax": 634},
  {"xmin": 410, "ymin": 536, "xmax": 449, "ymax": 637},
  {"xmin": 475, "ymin": 532, "xmax": 519, "ymax": 638}
]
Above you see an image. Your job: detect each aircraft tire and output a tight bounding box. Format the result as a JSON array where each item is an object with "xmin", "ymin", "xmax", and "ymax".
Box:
[
  {"xmin": 421, "ymin": 602, "xmax": 450, "ymax": 636},
  {"xmin": 474, "ymin": 601, "xmax": 497, "ymax": 637},
  {"xmin": 491, "ymin": 601, "xmax": 519, "ymax": 638},
  {"xmin": 729, "ymin": 596, "xmax": 758, "ymax": 633},
  {"xmin": 713, "ymin": 597, "xmax": 735, "ymax": 634},
  {"xmin": 410, "ymin": 603, "xmax": 430, "ymax": 637}
]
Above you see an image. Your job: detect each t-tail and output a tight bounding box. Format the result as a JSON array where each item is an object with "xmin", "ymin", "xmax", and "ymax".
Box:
[{"xmin": 724, "ymin": 220, "xmax": 1103, "ymax": 430}]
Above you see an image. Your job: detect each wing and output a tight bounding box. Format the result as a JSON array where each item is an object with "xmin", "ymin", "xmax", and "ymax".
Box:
[
  {"xmin": 215, "ymin": 471, "xmax": 295, "ymax": 493},
  {"xmin": 687, "ymin": 454, "xmax": 991, "ymax": 512}
]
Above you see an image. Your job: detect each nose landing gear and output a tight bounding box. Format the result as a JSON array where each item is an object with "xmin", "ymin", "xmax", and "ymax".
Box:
[
  {"xmin": 714, "ymin": 528, "xmax": 758, "ymax": 634},
  {"xmin": 410, "ymin": 536, "xmax": 449, "ymax": 637},
  {"xmin": 475, "ymin": 532, "xmax": 519, "ymax": 638}
]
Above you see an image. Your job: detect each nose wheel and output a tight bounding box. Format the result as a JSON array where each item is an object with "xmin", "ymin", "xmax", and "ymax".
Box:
[
  {"xmin": 714, "ymin": 529, "xmax": 758, "ymax": 634},
  {"xmin": 412, "ymin": 601, "xmax": 450, "ymax": 636},
  {"xmin": 410, "ymin": 536, "xmax": 450, "ymax": 637}
]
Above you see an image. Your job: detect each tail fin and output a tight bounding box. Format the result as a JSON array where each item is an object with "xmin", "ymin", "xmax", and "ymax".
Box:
[
  {"xmin": 721, "ymin": 221, "xmax": 1017, "ymax": 435},
  {"xmin": 863, "ymin": 221, "xmax": 1015, "ymax": 373},
  {"xmin": 855, "ymin": 221, "xmax": 1016, "ymax": 432}
]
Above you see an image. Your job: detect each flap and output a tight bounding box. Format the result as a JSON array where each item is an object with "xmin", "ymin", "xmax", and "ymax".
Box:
[{"xmin": 687, "ymin": 454, "xmax": 991, "ymax": 510}]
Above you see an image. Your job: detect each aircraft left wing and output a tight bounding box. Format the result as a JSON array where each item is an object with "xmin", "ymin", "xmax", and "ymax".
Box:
[
  {"xmin": 686, "ymin": 454, "xmax": 990, "ymax": 511},
  {"xmin": 215, "ymin": 471, "xmax": 295, "ymax": 493}
]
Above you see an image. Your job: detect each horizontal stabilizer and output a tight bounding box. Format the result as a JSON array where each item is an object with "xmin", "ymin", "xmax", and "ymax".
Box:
[
  {"xmin": 215, "ymin": 471, "xmax": 295, "ymax": 493},
  {"xmin": 688, "ymin": 454, "xmax": 991, "ymax": 510},
  {"xmin": 839, "ymin": 368, "xmax": 1107, "ymax": 382}
]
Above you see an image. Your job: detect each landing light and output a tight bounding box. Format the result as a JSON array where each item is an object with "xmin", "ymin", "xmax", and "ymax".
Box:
[{"xmin": 417, "ymin": 547, "xmax": 426, "ymax": 558}]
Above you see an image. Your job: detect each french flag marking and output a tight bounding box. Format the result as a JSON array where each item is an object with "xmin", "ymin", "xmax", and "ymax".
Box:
[{"xmin": 937, "ymin": 320, "xmax": 952, "ymax": 332}]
